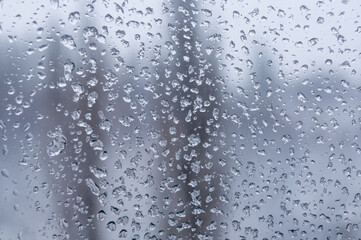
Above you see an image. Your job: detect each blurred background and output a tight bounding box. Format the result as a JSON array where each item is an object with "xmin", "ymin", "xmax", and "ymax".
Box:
[{"xmin": 1, "ymin": 0, "xmax": 361, "ymax": 239}]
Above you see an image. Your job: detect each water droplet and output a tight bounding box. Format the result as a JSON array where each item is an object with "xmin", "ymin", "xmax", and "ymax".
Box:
[
  {"xmin": 85, "ymin": 178, "xmax": 100, "ymax": 196},
  {"xmin": 106, "ymin": 221, "xmax": 116, "ymax": 231},
  {"xmin": 47, "ymin": 126, "xmax": 66, "ymax": 157},
  {"xmin": 68, "ymin": 11, "xmax": 80, "ymax": 25},
  {"xmin": 60, "ymin": 34, "xmax": 76, "ymax": 50}
]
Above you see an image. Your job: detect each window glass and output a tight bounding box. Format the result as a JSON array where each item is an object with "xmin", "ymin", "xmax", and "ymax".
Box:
[{"xmin": 1, "ymin": 0, "xmax": 360, "ymax": 239}]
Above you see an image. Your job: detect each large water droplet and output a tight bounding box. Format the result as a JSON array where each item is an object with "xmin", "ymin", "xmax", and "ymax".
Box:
[{"xmin": 47, "ymin": 126, "xmax": 66, "ymax": 157}]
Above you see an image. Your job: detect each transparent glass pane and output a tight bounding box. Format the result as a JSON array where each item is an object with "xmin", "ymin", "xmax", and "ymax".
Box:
[{"xmin": 1, "ymin": 0, "xmax": 360, "ymax": 239}]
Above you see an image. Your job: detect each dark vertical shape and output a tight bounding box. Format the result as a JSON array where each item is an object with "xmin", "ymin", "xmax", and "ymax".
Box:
[
  {"xmin": 152, "ymin": 0, "xmax": 225, "ymax": 239},
  {"xmin": 41, "ymin": 27, "xmax": 105, "ymax": 240}
]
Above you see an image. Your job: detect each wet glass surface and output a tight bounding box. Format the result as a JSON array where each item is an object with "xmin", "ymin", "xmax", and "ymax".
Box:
[{"xmin": 1, "ymin": 0, "xmax": 361, "ymax": 239}]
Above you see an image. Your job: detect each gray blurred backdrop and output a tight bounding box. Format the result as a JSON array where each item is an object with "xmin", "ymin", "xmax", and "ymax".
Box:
[{"xmin": 1, "ymin": 0, "xmax": 361, "ymax": 239}]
